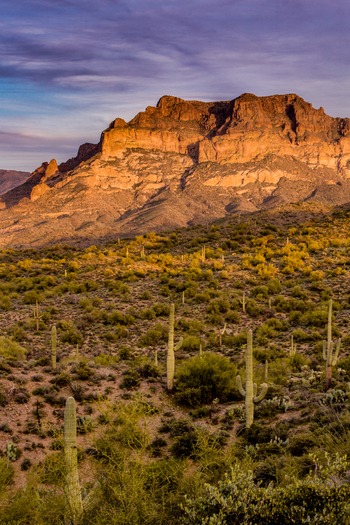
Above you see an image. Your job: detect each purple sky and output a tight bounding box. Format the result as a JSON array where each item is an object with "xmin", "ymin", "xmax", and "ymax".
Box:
[{"xmin": 1, "ymin": 0, "xmax": 350, "ymax": 171}]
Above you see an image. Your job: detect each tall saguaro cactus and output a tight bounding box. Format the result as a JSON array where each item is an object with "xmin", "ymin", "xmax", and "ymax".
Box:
[
  {"xmin": 323, "ymin": 299, "xmax": 341, "ymax": 391},
  {"xmin": 51, "ymin": 325, "xmax": 57, "ymax": 370},
  {"xmin": 236, "ymin": 330, "xmax": 268, "ymax": 428},
  {"xmin": 167, "ymin": 303, "xmax": 183, "ymax": 391},
  {"xmin": 64, "ymin": 397, "xmax": 83, "ymax": 525}
]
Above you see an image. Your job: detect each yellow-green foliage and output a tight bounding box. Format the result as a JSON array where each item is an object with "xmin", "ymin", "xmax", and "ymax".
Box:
[
  {"xmin": 181, "ymin": 456, "xmax": 350, "ymax": 525},
  {"xmin": 0, "ymin": 336, "xmax": 26, "ymax": 361},
  {"xmin": 175, "ymin": 352, "xmax": 237, "ymax": 407}
]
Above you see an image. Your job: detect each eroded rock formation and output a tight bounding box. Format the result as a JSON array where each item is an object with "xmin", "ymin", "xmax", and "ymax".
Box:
[{"xmin": 1, "ymin": 93, "xmax": 350, "ymax": 247}]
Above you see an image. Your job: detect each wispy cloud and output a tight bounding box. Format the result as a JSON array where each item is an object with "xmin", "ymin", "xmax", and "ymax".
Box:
[{"xmin": 1, "ymin": 0, "xmax": 350, "ymax": 169}]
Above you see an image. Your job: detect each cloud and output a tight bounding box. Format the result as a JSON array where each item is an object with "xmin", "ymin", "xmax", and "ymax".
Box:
[{"xmin": 2, "ymin": 0, "xmax": 350, "ymax": 169}]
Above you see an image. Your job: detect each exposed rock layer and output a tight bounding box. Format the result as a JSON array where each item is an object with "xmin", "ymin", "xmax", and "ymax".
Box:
[{"xmin": 1, "ymin": 93, "xmax": 350, "ymax": 247}]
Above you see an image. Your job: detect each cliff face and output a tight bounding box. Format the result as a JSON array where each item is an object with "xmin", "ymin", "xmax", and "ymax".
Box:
[{"xmin": 1, "ymin": 93, "xmax": 350, "ymax": 247}]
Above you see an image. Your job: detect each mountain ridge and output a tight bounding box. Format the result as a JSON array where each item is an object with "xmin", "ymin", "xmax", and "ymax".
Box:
[
  {"xmin": 2, "ymin": 92, "xmax": 350, "ymax": 247},
  {"xmin": 0, "ymin": 169, "xmax": 30, "ymax": 196}
]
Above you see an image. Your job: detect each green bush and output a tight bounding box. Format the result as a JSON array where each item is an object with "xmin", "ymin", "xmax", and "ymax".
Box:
[
  {"xmin": 180, "ymin": 460, "xmax": 350, "ymax": 524},
  {"xmin": 0, "ymin": 457, "xmax": 14, "ymax": 490},
  {"xmin": 181, "ymin": 335, "xmax": 202, "ymax": 352},
  {"xmin": 139, "ymin": 324, "xmax": 168, "ymax": 347},
  {"xmin": 58, "ymin": 320, "xmax": 83, "ymax": 345},
  {"xmin": 175, "ymin": 352, "xmax": 237, "ymax": 407},
  {"xmin": 0, "ymin": 336, "xmax": 26, "ymax": 361}
]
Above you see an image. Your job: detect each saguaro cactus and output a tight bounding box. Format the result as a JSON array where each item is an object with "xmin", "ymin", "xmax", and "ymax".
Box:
[
  {"xmin": 33, "ymin": 301, "xmax": 42, "ymax": 331},
  {"xmin": 64, "ymin": 397, "xmax": 83, "ymax": 525},
  {"xmin": 290, "ymin": 335, "xmax": 297, "ymax": 357},
  {"xmin": 51, "ymin": 325, "xmax": 57, "ymax": 370},
  {"xmin": 219, "ymin": 323, "xmax": 227, "ymax": 347},
  {"xmin": 166, "ymin": 303, "xmax": 183, "ymax": 391},
  {"xmin": 323, "ymin": 299, "xmax": 341, "ymax": 390},
  {"xmin": 236, "ymin": 330, "xmax": 268, "ymax": 428},
  {"xmin": 241, "ymin": 292, "xmax": 246, "ymax": 313}
]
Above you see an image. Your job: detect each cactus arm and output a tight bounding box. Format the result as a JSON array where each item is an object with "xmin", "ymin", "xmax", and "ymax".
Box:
[
  {"xmin": 332, "ymin": 339, "xmax": 341, "ymax": 366},
  {"xmin": 175, "ymin": 337, "xmax": 183, "ymax": 352},
  {"xmin": 264, "ymin": 360, "xmax": 269, "ymax": 382},
  {"xmin": 236, "ymin": 375, "xmax": 245, "ymax": 397},
  {"xmin": 64, "ymin": 397, "xmax": 83, "ymax": 525},
  {"xmin": 327, "ymin": 299, "xmax": 333, "ymax": 349},
  {"xmin": 254, "ymin": 382, "xmax": 268, "ymax": 403}
]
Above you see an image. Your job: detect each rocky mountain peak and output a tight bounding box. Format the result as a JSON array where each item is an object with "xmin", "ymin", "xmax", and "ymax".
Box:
[{"xmin": 2, "ymin": 92, "xmax": 350, "ymax": 247}]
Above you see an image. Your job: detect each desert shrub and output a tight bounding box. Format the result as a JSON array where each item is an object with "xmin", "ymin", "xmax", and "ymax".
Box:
[
  {"xmin": 139, "ymin": 324, "xmax": 168, "ymax": 347},
  {"xmin": 245, "ymin": 300, "xmax": 265, "ymax": 317},
  {"xmin": 103, "ymin": 309, "xmax": 135, "ymax": 326},
  {"xmin": 0, "ymin": 387, "xmax": 9, "ymax": 407},
  {"xmin": 206, "ymin": 297, "xmax": 230, "ymax": 314},
  {"xmin": 289, "ymin": 353, "xmax": 310, "ymax": 372},
  {"xmin": 0, "ymin": 336, "xmax": 26, "ymax": 361},
  {"xmin": 0, "ymin": 457, "xmax": 14, "ymax": 490},
  {"xmin": 181, "ymin": 335, "xmax": 202, "ymax": 352},
  {"xmin": 58, "ymin": 321, "xmax": 83, "ymax": 345},
  {"xmin": 251, "ymin": 285, "xmax": 269, "ymax": 298},
  {"xmin": 140, "ymin": 308, "xmax": 156, "ymax": 320},
  {"xmin": 337, "ymin": 356, "xmax": 350, "ymax": 373},
  {"xmin": 137, "ymin": 360, "xmax": 159, "ymax": 379},
  {"xmin": 175, "ymin": 352, "xmax": 237, "ymax": 407},
  {"xmin": 171, "ymin": 430, "xmax": 198, "ymax": 458},
  {"xmin": 287, "ymin": 433, "xmax": 317, "ymax": 456},
  {"xmin": 180, "ymin": 461, "xmax": 350, "ymax": 524},
  {"xmin": 299, "ymin": 307, "xmax": 329, "ymax": 328},
  {"xmin": 120, "ymin": 369, "xmax": 141, "ymax": 389},
  {"xmin": 0, "ymin": 295, "xmax": 11, "ymax": 310},
  {"xmin": 73, "ymin": 362, "xmax": 94, "ymax": 380},
  {"xmin": 267, "ymin": 278, "xmax": 282, "ymax": 294},
  {"xmin": 147, "ymin": 437, "xmax": 168, "ymax": 457},
  {"xmin": 152, "ymin": 303, "xmax": 170, "ymax": 317},
  {"xmin": 178, "ymin": 318, "xmax": 205, "ymax": 334},
  {"xmin": 242, "ymin": 422, "xmax": 274, "ymax": 445},
  {"xmin": 14, "ymin": 388, "xmax": 30, "ymax": 404},
  {"xmin": 23, "ymin": 290, "xmax": 43, "ymax": 304},
  {"xmin": 94, "ymin": 354, "xmax": 119, "ymax": 367}
]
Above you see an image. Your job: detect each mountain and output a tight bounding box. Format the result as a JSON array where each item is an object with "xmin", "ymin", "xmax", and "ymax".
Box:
[
  {"xmin": 0, "ymin": 169, "xmax": 30, "ymax": 196},
  {"xmin": 2, "ymin": 93, "xmax": 350, "ymax": 247}
]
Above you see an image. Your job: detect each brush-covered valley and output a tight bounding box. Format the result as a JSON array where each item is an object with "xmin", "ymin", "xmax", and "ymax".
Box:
[{"xmin": 2, "ymin": 204, "xmax": 350, "ymax": 524}]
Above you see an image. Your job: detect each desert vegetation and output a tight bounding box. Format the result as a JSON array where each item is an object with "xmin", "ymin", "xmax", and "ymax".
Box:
[{"xmin": 1, "ymin": 206, "xmax": 350, "ymax": 523}]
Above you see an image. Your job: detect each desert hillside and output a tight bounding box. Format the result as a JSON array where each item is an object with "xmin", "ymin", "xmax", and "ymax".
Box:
[{"xmin": 1, "ymin": 206, "xmax": 350, "ymax": 523}]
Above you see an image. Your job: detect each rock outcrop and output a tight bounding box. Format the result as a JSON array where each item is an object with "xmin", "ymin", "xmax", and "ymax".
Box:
[{"xmin": 2, "ymin": 93, "xmax": 350, "ymax": 247}]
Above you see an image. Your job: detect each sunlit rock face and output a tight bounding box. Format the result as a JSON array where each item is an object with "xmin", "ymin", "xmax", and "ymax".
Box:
[{"xmin": 2, "ymin": 93, "xmax": 350, "ymax": 247}]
